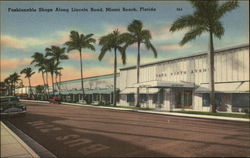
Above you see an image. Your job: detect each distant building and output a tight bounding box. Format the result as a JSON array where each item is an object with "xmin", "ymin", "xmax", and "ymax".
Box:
[
  {"xmin": 15, "ymin": 86, "xmax": 36, "ymax": 97},
  {"xmin": 56, "ymin": 44, "xmax": 249, "ymax": 113},
  {"xmin": 55, "ymin": 74, "xmax": 118, "ymax": 104}
]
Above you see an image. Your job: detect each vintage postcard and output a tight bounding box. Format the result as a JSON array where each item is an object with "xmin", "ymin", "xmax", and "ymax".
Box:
[{"xmin": 1, "ymin": 0, "xmax": 249, "ymax": 157}]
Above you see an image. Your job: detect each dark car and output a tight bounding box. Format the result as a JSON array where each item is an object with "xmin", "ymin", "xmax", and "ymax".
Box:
[{"xmin": 0, "ymin": 96, "xmax": 26, "ymax": 116}]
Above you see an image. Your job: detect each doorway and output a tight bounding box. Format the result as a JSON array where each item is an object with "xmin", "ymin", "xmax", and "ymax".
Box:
[{"xmin": 175, "ymin": 89, "xmax": 193, "ymax": 109}]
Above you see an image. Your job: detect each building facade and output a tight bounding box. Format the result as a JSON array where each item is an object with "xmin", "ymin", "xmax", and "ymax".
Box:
[
  {"xmin": 119, "ymin": 44, "xmax": 249, "ymax": 112},
  {"xmin": 56, "ymin": 44, "xmax": 249, "ymax": 113},
  {"xmin": 57, "ymin": 74, "xmax": 119, "ymax": 104}
]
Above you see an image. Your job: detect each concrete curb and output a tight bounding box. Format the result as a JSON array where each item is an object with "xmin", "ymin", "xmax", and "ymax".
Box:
[
  {"xmin": 21, "ymin": 100, "xmax": 250, "ymax": 122},
  {"xmin": 1, "ymin": 121, "xmax": 40, "ymax": 158},
  {"xmin": 3, "ymin": 121, "xmax": 57, "ymax": 158}
]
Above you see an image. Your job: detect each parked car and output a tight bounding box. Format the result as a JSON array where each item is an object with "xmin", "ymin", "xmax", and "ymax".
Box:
[
  {"xmin": 48, "ymin": 96, "xmax": 61, "ymax": 104},
  {"xmin": 0, "ymin": 96, "xmax": 26, "ymax": 116}
]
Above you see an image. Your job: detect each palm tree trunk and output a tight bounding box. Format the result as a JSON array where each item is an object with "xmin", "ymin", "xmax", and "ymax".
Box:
[
  {"xmin": 58, "ymin": 70, "xmax": 61, "ymax": 96},
  {"xmin": 13, "ymin": 83, "xmax": 15, "ymax": 96},
  {"xmin": 28, "ymin": 77, "xmax": 33, "ymax": 98},
  {"xmin": 46, "ymin": 72, "xmax": 50, "ymax": 98},
  {"xmin": 11, "ymin": 83, "xmax": 13, "ymax": 96},
  {"xmin": 55, "ymin": 73, "xmax": 59, "ymax": 93},
  {"xmin": 209, "ymin": 31, "xmax": 216, "ymax": 112},
  {"xmin": 51, "ymin": 73, "xmax": 55, "ymax": 96},
  {"xmin": 136, "ymin": 42, "xmax": 141, "ymax": 107},
  {"xmin": 79, "ymin": 50, "xmax": 85, "ymax": 100},
  {"xmin": 113, "ymin": 48, "xmax": 117, "ymax": 106},
  {"xmin": 41, "ymin": 71, "xmax": 47, "ymax": 99}
]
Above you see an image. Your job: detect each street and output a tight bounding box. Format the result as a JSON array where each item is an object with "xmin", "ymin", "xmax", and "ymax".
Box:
[{"xmin": 4, "ymin": 102, "xmax": 250, "ymax": 157}]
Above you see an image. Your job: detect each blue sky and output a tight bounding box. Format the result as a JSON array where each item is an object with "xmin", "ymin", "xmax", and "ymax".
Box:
[{"xmin": 1, "ymin": 1, "xmax": 249, "ymax": 86}]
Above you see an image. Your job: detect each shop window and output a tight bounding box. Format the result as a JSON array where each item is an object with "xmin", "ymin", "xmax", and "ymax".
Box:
[
  {"xmin": 139, "ymin": 94, "xmax": 148, "ymax": 102},
  {"xmin": 127, "ymin": 94, "xmax": 135, "ymax": 102},
  {"xmin": 232, "ymin": 94, "xmax": 250, "ymax": 107},
  {"xmin": 153, "ymin": 94, "xmax": 157, "ymax": 103},
  {"xmin": 202, "ymin": 94, "xmax": 222, "ymax": 107},
  {"xmin": 153, "ymin": 89, "xmax": 164, "ymax": 104}
]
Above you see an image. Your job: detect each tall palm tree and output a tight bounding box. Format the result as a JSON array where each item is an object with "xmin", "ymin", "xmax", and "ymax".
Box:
[
  {"xmin": 124, "ymin": 20, "xmax": 157, "ymax": 107},
  {"xmin": 45, "ymin": 45, "xmax": 68, "ymax": 95},
  {"xmin": 170, "ymin": 0, "xmax": 238, "ymax": 112},
  {"xmin": 46, "ymin": 59, "xmax": 61, "ymax": 96},
  {"xmin": 65, "ymin": 31, "xmax": 96, "ymax": 100},
  {"xmin": 8, "ymin": 72, "xmax": 21, "ymax": 96},
  {"xmin": 20, "ymin": 67, "xmax": 35, "ymax": 98},
  {"xmin": 99, "ymin": 29, "xmax": 127, "ymax": 106},
  {"xmin": 31, "ymin": 52, "xmax": 49, "ymax": 97}
]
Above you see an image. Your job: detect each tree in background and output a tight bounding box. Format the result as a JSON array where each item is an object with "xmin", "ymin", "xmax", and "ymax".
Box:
[
  {"xmin": 20, "ymin": 67, "xmax": 35, "ymax": 98},
  {"xmin": 98, "ymin": 29, "xmax": 128, "ymax": 106},
  {"xmin": 65, "ymin": 31, "xmax": 96, "ymax": 101},
  {"xmin": 124, "ymin": 20, "xmax": 157, "ymax": 107},
  {"xmin": 45, "ymin": 45, "xmax": 68, "ymax": 95}
]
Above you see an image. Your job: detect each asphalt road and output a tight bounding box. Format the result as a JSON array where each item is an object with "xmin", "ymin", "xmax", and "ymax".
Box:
[{"xmin": 4, "ymin": 102, "xmax": 250, "ymax": 157}]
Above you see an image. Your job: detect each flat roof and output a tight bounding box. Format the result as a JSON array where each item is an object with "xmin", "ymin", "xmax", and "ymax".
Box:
[
  {"xmin": 59, "ymin": 73, "xmax": 120, "ymax": 84},
  {"xmin": 120, "ymin": 43, "xmax": 249, "ymax": 71}
]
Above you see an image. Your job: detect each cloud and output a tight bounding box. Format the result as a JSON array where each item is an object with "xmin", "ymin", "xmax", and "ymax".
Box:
[
  {"xmin": 50, "ymin": 31, "xmax": 70, "ymax": 45},
  {"xmin": 60, "ymin": 66, "xmax": 113, "ymax": 82},
  {"xmin": 1, "ymin": 35, "xmax": 48, "ymax": 49},
  {"xmin": 1, "ymin": 30, "xmax": 73, "ymax": 51},
  {"xmin": 68, "ymin": 51, "xmax": 98, "ymax": 60},
  {"xmin": 1, "ymin": 58, "xmax": 32, "ymax": 71},
  {"xmin": 1, "ymin": 35, "xmax": 26, "ymax": 49},
  {"xmin": 148, "ymin": 22, "xmax": 189, "ymax": 44}
]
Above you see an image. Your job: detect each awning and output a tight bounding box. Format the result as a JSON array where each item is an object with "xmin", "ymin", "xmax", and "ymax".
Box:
[
  {"xmin": 195, "ymin": 81, "xmax": 250, "ymax": 93},
  {"xmin": 120, "ymin": 87, "xmax": 159, "ymax": 94},
  {"xmin": 133, "ymin": 80, "xmax": 195, "ymax": 88}
]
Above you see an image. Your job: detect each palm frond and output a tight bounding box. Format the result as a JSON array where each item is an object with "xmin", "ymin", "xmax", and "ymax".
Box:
[
  {"xmin": 170, "ymin": 15, "xmax": 205, "ymax": 32},
  {"xmin": 217, "ymin": 0, "xmax": 239, "ymax": 18},
  {"xmin": 212, "ymin": 21, "xmax": 225, "ymax": 39},
  {"xmin": 180, "ymin": 26, "xmax": 206, "ymax": 45},
  {"xmin": 98, "ymin": 49, "xmax": 108, "ymax": 61},
  {"xmin": 128, "ymin": 19, "xmax": 143, "ymax": 34},
  {"xmin": 84, "ymin": 43, "xmax": 96, "ymax": 51},
  {"xmin": 117, "ymin": 46, "xmax": 126, "ymax": 65}
]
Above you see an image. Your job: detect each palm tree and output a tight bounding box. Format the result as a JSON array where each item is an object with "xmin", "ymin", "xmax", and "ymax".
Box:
[
  {"xmin": 124, "ymin": 20, "xmax": 157, "ymax": 107},
  {"xmin": 170, "ymin": 0, "xmax": 238, "ymax": 112},
  {"xmin": 65, "ymin": 31, "xmax": 96, "ymax": 101},
  {"xmin": 98, "ymin": 29, "xmax": 127, "ymax": 106},
  {"xmin": 46, "ymin": 59, "xmax": 61, "ymax": 96},
  {"xmin": 31, "ymin": 52, "xmax": 49, "ymax": 97},
  {"xmin": 8, "ymin": 72, "xmax": 21, "ymax": 96},
  {"xmin": 4, "ymin": 77, "xmax": 12, "ymax": 95},
  {"xmin": 20, "ymin": 67, "xmax": 35, "ymax": 98},
  {"xmin": 45, "ymin": 45, "xmax": 68, "ymax": 95}
]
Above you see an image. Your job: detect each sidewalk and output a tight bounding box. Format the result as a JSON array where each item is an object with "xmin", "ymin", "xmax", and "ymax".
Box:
[
  {"xmin": 62, "ymin": 102, "xmax": 250, "ymax": 122},
  {"xmin": 1, "ymin": 121, "xmax": 39, "ymax": 158},
  {"xmin": 22, "ymin": 100, "xmax": 249, "ymax": 122}
]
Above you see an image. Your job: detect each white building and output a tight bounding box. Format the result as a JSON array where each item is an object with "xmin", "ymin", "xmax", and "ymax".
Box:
[
  {"xmin": 15, "ymin": 86, "xmax": 36, "ymax": 97},
  {"xmin": 57, "ymin": 44, "xmax": 249, "ymax": 113},
  {"xmin": 57, "ymin": 74, "xmax": 119, "ymax": 104},
  {"xmin": 119, "ymin": 44, "xmax": 249, "ymax": 112}
]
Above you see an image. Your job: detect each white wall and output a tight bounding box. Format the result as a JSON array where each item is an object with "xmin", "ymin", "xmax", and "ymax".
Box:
[{"xmin": 120, "ymin": 46, "xmax": 249, "ymax": 89}]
